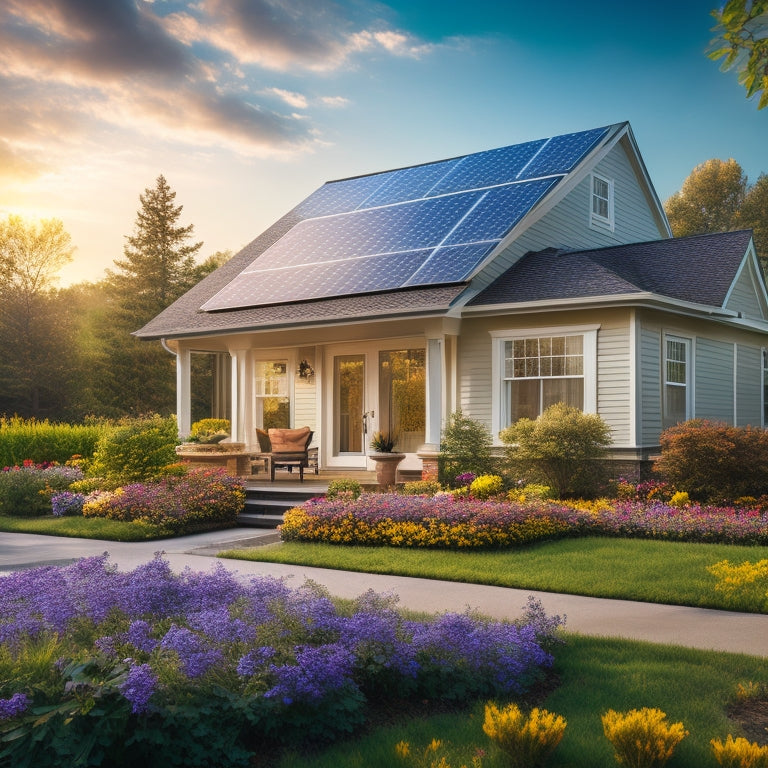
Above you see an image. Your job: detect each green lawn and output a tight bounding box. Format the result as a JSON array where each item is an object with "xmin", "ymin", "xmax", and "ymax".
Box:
[
  {"xmin": 275, "ymin": 634, "xmax": 768, "ymax": 767},
  {"xmin": 0, "ymin": 515, "xmax": 170, "ymax": 541},
  {"xmin": 220, "ymin": 536, "xmax": 768, "ymax": 612}
]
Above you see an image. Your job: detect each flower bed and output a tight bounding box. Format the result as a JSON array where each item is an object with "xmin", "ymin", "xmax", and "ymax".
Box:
[
  {"xmin": 280, "ymin": 493, "xmax": 595, "ymax": 548},
  {"xmin": 0, "ymin": 555, "xmax": 561, "ymax": 768},
  {"xmin": 280, "ymin": 493, "xmax": 768, "ymax": 549},
  {"xmin": 80, "ymin": 467, "xmax": 245, "ymax": 534}
]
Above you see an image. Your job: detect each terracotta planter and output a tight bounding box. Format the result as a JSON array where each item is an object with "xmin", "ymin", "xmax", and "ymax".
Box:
[{"xmin": 368, "ymin": 452, "xmax": 405, "ymax": 488}]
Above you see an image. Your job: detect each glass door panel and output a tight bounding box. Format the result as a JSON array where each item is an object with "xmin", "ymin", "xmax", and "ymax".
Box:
[
  {"xmin": 378, "ymin": 349, "xmax": 426, "ymax": 454},
  {"xmin": 334, "ymin": 355, "xmax": 365, "ymax": 455}
]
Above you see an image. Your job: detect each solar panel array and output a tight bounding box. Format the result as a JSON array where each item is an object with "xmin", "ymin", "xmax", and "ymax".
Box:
[{"xmin": 202, "ymin": 125, "xmax": 611, "ymax": 311}]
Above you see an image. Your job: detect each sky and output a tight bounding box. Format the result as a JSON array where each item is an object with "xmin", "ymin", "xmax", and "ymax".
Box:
[{"xmin": 0, "ymin": 0, "xmax": 765, "ymax": 287}]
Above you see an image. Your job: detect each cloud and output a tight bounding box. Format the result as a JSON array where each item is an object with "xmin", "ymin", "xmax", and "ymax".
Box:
[
  {"xmin": 0, "ymin": 0, "xmax": 437, "ymax": 179},
  {"xmin": 321, "ymin": 96, "xmax": 351, "ymax": 108},
  {"xmin": 268, "ymin": 88, "xmax": 309, "ymax": 109}
]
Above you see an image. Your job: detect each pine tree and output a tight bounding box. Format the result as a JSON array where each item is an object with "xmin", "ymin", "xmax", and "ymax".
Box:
[
  {"xmin": 96, "ymin": 175, "xmax": 203, "ymax": 416},
  {"xmin": 107, "ymin": 174, "xmax": 203, "ymax": 326}
]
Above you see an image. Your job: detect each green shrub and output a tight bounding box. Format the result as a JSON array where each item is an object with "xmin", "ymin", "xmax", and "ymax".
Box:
[
  {"xmin": 88, "ymin": 414, "xmax": 179, "ymax": 484},
  {"xmin": 500, "ymin": 403, "xmax": 612, "ymax": 499},
  {"xmin": 402, "ymin": 480, "xmax": 442, "ymax": 496},
  {"xmin": 469, "ymin": 474, "xmax": 504, "ymax": 500},
  {"xmin": 326, "ymin": 478, "xmax": 363, "ymax": 500},
  {"xmin": 654, "ymin": 420, "xmax": 768, "ymax": 503},
  {"xmin": 0, "ymin": 416, "xmax": 109, "ymax": 467},
  {"xmin": 188, "ymin": 418, "xmax": 230, "ymax": 443},
  {"xmin": 0, "ymin": 463, "xmax": 84, "ymax": 517},
  {"xmin": 438, "ymin": 411, "xmax": 496, "ymax": 487}
]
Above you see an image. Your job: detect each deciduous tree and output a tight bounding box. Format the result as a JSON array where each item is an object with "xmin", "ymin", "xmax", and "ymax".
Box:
[
  {"xmin": 709, "ymin": 0, "xmax": 768, "ymax": 109},
  {"xmin": 0, "ymin": 216, "xmax": 75, "ymax": 417},
  {"xmin": 664, "ymin": 158, "xmax": 747, "ymax": 237}
]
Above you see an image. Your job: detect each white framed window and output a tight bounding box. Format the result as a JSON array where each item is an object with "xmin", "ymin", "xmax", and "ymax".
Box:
[
  {"xmin": 663, "ymin": 335, "xmax": 691, "ymax": 429},
  {"xmin": 491, "ymin": 325, "xmax": 598, "ymax": 435},
  {"xmin": 590, "ymin": 173, "xmax": 614, "ymax": 232},
  {"xmin": 253, "ymin": 360, "xmax": 290, "ymax": 430}
]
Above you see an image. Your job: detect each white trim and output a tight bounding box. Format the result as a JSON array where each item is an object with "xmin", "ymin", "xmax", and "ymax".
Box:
[
  {"xmin": 629, "ymin": 309, "xmax": 638, "ymax": 447},
  {"xmin": 733, "ymin": 343, "xmax": 738, "ymax": 425},
  {"xmin": 589, "ymin": 172, "xmax": 615, "ymax": 232}
]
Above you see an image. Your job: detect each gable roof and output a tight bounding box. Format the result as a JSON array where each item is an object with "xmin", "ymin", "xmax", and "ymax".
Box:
[
  {"xmin": 135, "ymin": 120, "xmax": 666, "ymax": 341},
  {"xmin": 468, "ymin": 230, "xmax": 757, "ymax": 310},
  {"xmin": 198, "ymin": 123, "xmax": 624, "ymax": 313}
]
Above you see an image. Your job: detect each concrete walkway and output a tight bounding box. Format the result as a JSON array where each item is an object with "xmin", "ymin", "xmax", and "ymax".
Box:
[{"xmin": 3, "ymin": 528, "xmax": 767, "ymax": 658}]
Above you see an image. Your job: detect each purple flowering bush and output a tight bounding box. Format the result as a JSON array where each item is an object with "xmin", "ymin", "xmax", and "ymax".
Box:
[
  {"xmin": 0, "ymin": 555, "xmax": 561, "ymax": 768},
  {"xmin": 81, "ymin": 467, "xmax": 244, "ymax": 534},
  {"xmin": 281, "ymin": 493, "xmax": 768, "ymax": 549},
  {"xmin": 0, "ymin": 461, "xmax": 84, "ymax": 517}
]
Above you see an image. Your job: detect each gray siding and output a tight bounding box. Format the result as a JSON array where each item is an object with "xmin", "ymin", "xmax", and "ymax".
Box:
[
  {"xmin": 736, "ymin": 344, "xmax": 762, "ymax": 426},
  {"xmin": 640, "ymin": 327, "xmax": 662, "ymax": 444},
  {"xmin": 694, "ymin": 338, "xmax": 734, "ymax": 422},
  {"xmin": 725, "ymin": 260, "xmax": 767, "ymax": 320},
  {"xmin": 471, "ymin": 141, "xmax": 667, "ymax": 291},
  {"xmin": 458, "ymin": 311, "xmax": 632, "ymax": 444},
  {"xmin": 597, "ymin": 324, "xmax": 631, "ymax": 445}
]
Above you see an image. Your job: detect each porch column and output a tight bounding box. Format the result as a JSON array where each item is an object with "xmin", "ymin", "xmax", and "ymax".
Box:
[
  {"xmin": 229, "ymin": 349, "xmax": 255, "ymax": 448},
  {"xmin": 176, "ymin": 346, "xmax": 192, "ymax": 439},
  {"xmin": 425, "ymin": 338, "xmax": 443, "ymax": 448}
]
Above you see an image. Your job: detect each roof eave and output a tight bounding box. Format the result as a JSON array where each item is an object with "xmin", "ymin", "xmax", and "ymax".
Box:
[{"xmin": 461, "ymin": 292, "xmax": 768, "ymax": 331}]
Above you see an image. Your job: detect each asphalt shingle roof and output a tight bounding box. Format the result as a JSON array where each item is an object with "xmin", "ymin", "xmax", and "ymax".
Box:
[{"xmin": 469, "ymin": 230, "xmax": 754, "ymax": 307}]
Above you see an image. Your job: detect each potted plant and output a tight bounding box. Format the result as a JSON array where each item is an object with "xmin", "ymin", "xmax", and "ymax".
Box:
[{"xmin": 368, "ymin": 431, "xmax": 405, "ymax": 488}]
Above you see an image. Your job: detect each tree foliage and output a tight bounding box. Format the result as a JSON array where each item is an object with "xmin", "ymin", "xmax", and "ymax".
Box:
[
  {"xmin": 709, "ymin": 0, "xmax": 768, "ymax": 109},
  {"xmin": 664, "ymin": 159, "xmax": 768, "ymax": 272},
  {"xmin": 0, "ymin": 216, "xmax": 76, "ymax": 417},
  {"xmin": 664, "ymin": 159, "xmax": 746, "ymax": 237},
  {"xmin": 97, "ymin": 175, "xmax": 205, "ymax": 416},
  {"xmin": 106, "ymin": 174, "xmax": 203, "ymax": 326}
]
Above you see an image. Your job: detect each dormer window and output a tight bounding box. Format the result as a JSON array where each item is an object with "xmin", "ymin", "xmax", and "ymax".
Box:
[{"xmin": 590, "ymin": 173, "xmax": 614, "ymax": 232}]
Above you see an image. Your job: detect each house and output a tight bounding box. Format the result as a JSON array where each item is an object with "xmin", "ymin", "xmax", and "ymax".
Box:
[{"xmin": 135, "ymin": 121, "xmax": 768, "ymax": 478}]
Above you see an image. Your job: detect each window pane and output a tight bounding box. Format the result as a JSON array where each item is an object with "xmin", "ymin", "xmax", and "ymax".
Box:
[
  {"xmin": 513, "ymin": 339, "xmax": 525, "ymax": 358},
  {"xmin": 542, "ymin": 378, "xmax": 584, "ymax": 411},
  {"xmin": 551, "ymin": 356, "xmax": 564, "ymax": 376},
  {"xmin": 566, "ymin": 355, "xmax": 583, "ymax": 375},
  {"xmin": 566, "ymin": 335, "xmax": 583, "ymax": 354},
  {"xmin": 594, "ymin": 177, "xmax": 608, "ymax": 198},
  {"xmin": 665, "ymin": 384, "xmax": 687, "ymax": 427},
  {"xmin": 525, "ymin": 357, "xmax": 539, "ymax": 377},
  {"xmin": 525, "ymin": 338, "xmax": 539, "ymax": 357},
  {"xmin": 509, "ymin": 379, "xmax": 540, "ymax": 422},
  {"xmin": 540, "ymin": 337, "xmax": 552, "ymax": 356},
  {"xmin": 551, "ymin": 336, "xmax": 565, "ymax": 356},
  {"xmin": 540, "ymin": 356, "xmax": 552, "ymax": 376}
]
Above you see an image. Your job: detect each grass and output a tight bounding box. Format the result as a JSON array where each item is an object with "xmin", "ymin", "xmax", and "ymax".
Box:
[
  {"xmin": 0, "ymin": 515, "xmax": 171, "ymax": 541},
  {"xmin": 220, "ymin": 537, "xmax": 768, "ymax": 612},
  {"xmin": 275, "ymin": 633, "xmax": 768, "ymax": 767}
]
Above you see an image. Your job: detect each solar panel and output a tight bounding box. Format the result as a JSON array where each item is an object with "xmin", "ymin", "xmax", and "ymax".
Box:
[{"xmin": 201, "ymin": 124, "xmax": 613, "ymax": 312}]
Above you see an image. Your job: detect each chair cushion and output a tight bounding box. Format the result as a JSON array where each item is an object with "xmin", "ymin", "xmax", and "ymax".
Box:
[
  {"xmin": 255, "ymin": 429, "xmax": 271, "ymax": 452},
  {"xmin": 268, "ymin": 426, "xmax": 311, "ymax": 453}
]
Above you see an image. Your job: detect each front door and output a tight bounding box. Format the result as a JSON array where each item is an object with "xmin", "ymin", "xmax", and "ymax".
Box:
[{"xmin": 324, "ymin": 341, "xmax": 427, "ymax": 470}]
